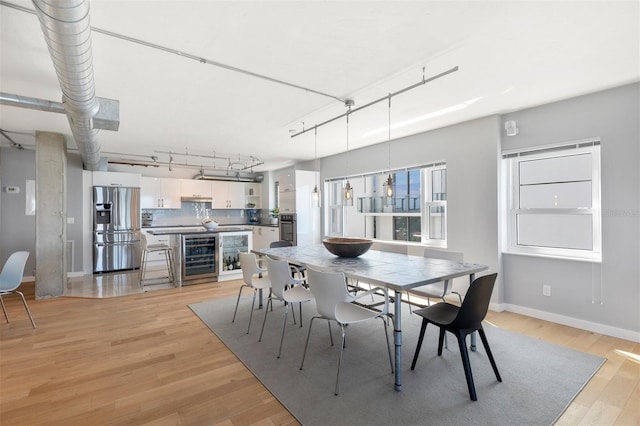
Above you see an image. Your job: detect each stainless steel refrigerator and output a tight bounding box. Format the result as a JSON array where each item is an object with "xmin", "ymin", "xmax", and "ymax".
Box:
[{"xmin": 93, "ymin": 186, "xmax": 141, "ymax": 273}]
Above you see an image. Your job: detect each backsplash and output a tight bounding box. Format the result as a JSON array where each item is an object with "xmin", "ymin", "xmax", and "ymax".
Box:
[{"xmin": 142, "ymin": 201, "xmax": 269, "ymax": 227}]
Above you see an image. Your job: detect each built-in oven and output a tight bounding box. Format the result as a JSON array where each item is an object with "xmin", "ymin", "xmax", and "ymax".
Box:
[
  {"xmin": 279, "ymin": 213, "xmax": 297, "ymax": 246},
  {"xmin": 181, "ymin": 233, "xmax": 218, "ymax": 284}
]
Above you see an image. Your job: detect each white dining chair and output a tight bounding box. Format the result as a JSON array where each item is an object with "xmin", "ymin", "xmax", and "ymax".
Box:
[
  {"xmin": 300, "ymin": 267, "xmax": 393, "ymax": 395},
  {"xmin": 407, "ymin": 248, "xmax": 464, "ymax": 307},
  {"xmin": 260, "ymin": 256, "xmax": 313, "ymax": 359},
  {"xmin": 233, "ymin": 252, "xmax": 272, "ymax": 334},
  {"xmin": 0, "ymin": 251, "xmax": 36, "ymax": 328}
]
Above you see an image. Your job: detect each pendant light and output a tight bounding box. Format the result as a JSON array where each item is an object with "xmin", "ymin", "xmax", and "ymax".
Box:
[
  {"xmin": 343, "ymin": 100, "xmax": 354, "ymax": 205},
  {"xmin": 384, "ymin": 94, "xmax": 394, "ymax": 198},
  {"xmin": 312, "ymin": 125, "xmax": 321, "ymax": 208}
]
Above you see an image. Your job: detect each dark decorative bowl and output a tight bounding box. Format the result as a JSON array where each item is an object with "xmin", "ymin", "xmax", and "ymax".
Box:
[{"xmin": 322, "ymin": 237, "xmax": 373, "ymax": 258}]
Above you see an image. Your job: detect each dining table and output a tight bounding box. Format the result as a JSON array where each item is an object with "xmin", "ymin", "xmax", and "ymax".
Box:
[{"xmin": 252, "ymin": 243, "xmax": 489, "ymax": 392}]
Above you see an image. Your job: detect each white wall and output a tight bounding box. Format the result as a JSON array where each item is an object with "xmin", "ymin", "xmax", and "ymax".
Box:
[{"xmin": 501, "ymin": 83, "xmax": 639, "ymax": 340}]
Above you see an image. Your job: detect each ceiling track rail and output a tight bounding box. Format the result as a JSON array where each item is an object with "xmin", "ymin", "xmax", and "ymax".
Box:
[
  {"xmin": 0, "ymin": 0, "xmax": 345, "ymax": 103},
  {"xmin": 290, "ymin": 66, "xmax": 459, "ymax": 139}
]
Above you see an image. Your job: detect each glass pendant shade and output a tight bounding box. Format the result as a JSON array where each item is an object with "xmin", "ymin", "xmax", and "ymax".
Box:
[
  {"xmin": 344, "ymin": 180, "xmax": 353, "ymax": 206},
  {"xmin": 386, "ymin": 173, "xmax": 393, "ymax": 198},
  {"xmin": 312, "ymin": 184, "xmax": 321, "ymax": 208}
]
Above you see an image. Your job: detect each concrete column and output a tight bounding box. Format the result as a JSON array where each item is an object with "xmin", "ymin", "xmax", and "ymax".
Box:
[{"xmin": 35, "ymin": 131, "xmax": 67, "ymax": 299}]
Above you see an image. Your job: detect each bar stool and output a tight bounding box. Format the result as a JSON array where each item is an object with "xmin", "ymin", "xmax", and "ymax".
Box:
[{"xmin": 139, "ymin": 233, "xmax": 176, "ymax": 286}]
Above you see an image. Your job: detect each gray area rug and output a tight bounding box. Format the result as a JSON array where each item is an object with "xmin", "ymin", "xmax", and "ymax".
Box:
[{"xmin": 189, "ymin": 297, "xmax": 605, "ymax": 426}]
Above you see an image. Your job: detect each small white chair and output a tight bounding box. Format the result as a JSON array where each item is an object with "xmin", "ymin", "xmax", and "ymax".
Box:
[
  {"xmin": 138, "ymin": 233, "xmax": 176, "ymax": 286},
  {"xmin": 233, "ymin": 252, "xmax": 272, "ymax": 334},
  {"xmin": 260, "ymin": 257, "xmax": 313, "ymax": 358},
  {"xmin": 0, "ymin": 251, "xmax": 36, "ymax": 328},
  {"xmin": 407, "ymin": 248, "xmax": 464, "ymax": 307},
  {"xmin": 300, "ymin": 267, "xmax": 393, "ymax": 395}
]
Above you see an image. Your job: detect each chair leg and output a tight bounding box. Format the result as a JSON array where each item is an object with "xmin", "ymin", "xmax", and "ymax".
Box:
[
  {"xmin": 277, "ymin": 305, "xmax": 289, "ymax": 358},
  {"xmin": 258, "ymin": 297, "xmax": 272, "ymax": 342},
  {"xmin": 231, "ymin": 284, "xmax": 248, "ymax": 323},
  {"xmin": 335, "ymin": 324, "xmax": 347, "ymax": 395},
  {"xmin": 138, "ymin": 250, "xmax": 148, "ymax": 285},
  {"xmin": 300, "ymin": 315, "xmax": 319, "ymax": 370},
  {"xmin": 15, "ymin": 291, "xmax": 36, "ymax": 329},
  {"xmin": 380, "ymin": 316, "xmax": 394, "ymax": 373},
  {"xmin": 247, "ymin": 289, "xmax": 258, "ymax": 334},
  {"xmin": 327, "ymin": 320, "xmax": 334, "ymax": 346},
  {"xmin": 410, "ymin": 319, "xmax": 428, "ymax": 370},
  {"xmin": 455, "ymin": 331, "xmax": 477, "ymax": 401},
  {"xmin": 437, "ymin": 328, "xmax": 446, "ymax": 355},
  {"xmin": 478, "ymin": 328, "xmax": 502, "ymax": 382},
  {"xmin": 0, "ymin": 294, "xmax": 8, "ymax": 322},
  {"xmin": 298, "ymin": 302, "xmax": 303, "ymax": 327}
]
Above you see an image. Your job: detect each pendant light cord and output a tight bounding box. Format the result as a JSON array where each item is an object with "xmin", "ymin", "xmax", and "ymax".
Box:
[
  {"xmin": 346, "ymin": 106, "xmax": 351, "ymax": 173},
  {"xmin": 388, "ymin": 94, "xmax": 391, "ymax": 172}
]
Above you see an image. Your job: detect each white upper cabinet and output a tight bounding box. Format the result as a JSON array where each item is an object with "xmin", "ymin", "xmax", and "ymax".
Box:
[
  {"xmin": 181, "ymin": 179, "xmax": 212, "ymax": 198},
  {"xmin": 211, "ymin": 181, "xmax": 245, "ymax": 209},
  {"xmin": 278, "ymin": 172, "xmax": 295, "ymax": 192},
  {"xmin": 140, "ymin": 177, "xmax": 181, "ymax": 209},
  {"xmin": 92, "ymin": 171, "xmax": 140, "ymax": 187}
]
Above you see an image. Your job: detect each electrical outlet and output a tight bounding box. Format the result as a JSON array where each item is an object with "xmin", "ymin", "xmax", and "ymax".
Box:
[{"xmin": 543, "ymin": 284, "xmax": 551, "ymax": 297}]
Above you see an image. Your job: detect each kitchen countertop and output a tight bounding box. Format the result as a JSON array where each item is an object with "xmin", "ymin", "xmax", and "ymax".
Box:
[{"xmin": 146, "ymin": 227, "xmax": 252, "ymax": 235}]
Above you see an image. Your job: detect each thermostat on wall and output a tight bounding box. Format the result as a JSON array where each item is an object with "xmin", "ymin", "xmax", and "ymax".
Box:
[{"xmin": 4, "ymin": 186, "xmax": 20, "ymax": 193}]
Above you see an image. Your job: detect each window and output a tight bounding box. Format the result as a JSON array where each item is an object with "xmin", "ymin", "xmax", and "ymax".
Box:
[
  {"xmin": 325, "ymin": 163, "xmax": 447, "ymax": 246},
  {"xmin": 326, "ymin": 180, "xmax": 344, "ymax": 236},
  {"xmin": 503, "ymin": 140, "xmax": 601, "ymax": 261}
]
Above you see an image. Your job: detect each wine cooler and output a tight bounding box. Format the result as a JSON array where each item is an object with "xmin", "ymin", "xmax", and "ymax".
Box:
[
  {"xmin": 181, "ymin": 234, "xmax": 218, "ymax": 284},
  {"xmin": 218, "ymin": 231, "xmax": 252, "ymax": 281}
]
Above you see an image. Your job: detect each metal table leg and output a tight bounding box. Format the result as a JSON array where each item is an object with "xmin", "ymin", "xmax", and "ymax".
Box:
[
  {"xmin": 469, "ymin": 273, "xmax": 477, "ymax": 351},
  {"xmin": 393, "ymin": 289, "xmax": 402, "ymax": 391}
]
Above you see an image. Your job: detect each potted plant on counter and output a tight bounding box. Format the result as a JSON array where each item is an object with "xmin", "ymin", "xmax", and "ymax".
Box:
[{"xmin": 269, "ymin": 208, "xmax": 279, "ymax": 225}]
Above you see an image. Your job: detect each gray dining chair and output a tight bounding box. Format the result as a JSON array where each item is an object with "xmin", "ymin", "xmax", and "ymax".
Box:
[{"xmin": 410, "ymin": 273, "xmax": 501, "ymax": 401}]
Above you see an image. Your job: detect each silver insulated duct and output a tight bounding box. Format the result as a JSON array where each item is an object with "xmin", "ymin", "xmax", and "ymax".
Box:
[{"xmin": 32, "ymin": 0, "xmax": 102, "ymax": 170}]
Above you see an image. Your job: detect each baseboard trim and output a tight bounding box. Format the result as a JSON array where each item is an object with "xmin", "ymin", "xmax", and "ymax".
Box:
[
  {"xmin": 504, "ymin": 303, "xmax": 640, "ymax": 343},
  {"xmin": 67, "ymin": 271, "xmax": 84, "ymax": 278}
]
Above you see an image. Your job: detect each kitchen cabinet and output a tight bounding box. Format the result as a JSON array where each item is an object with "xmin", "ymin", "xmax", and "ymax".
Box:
[
  {"xmin": 245, "ymin": 183, "xmax": 261, "ymax": 208},
  {"xmin": 276, "ymin": 170, "xmax": 319, "ymax": 213},
  {"xmin": 92, "ymin": 171, "xmax": 140, "ymax": 187},
  {"xmin": 181, "ymin": 179, "xmax": 212, "ymax": 198},
  {"xmin": 211, "ymin": 181, "xmax": 245, "ymax": 208},
  {"xmin": 218, "ymin": 230, "xmax": 252, "ymax": 281},
  {"xmin": 252, "ymin": 226, "xmax": 279, "ymax": 250},
  {"xmin": 140, "ymin": 177, "xmax": 181, "ymax": 209},
  {"xmin": 279, "ymin": 190, "xmax": 295, "ymax": 213},
  {"xmin": 276, "ymin": 170, "xmax": 321, "ymax": 245},
  {"xmin": 278, "ymin": 171, "xmax": 295, "ymax": 193}
]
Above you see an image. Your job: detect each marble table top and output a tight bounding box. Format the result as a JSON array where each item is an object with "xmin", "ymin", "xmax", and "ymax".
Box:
[{"xmin": 253, "ymin": 244, "xmax": 488, "ymax": 292}]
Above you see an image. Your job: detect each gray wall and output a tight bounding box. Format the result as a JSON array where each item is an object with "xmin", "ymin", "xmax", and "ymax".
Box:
[
  {"xmin": 0, "ymin": 146, "xmax": 85, "ymax": 276},
  {"xmin": 320, "ymin": 115, "xmax": 502, "ymax": 303},
  {"xmin": 0, "ymin": 147, "xmax": 37, "ymax": 276},
  {"xmin": 501, "ymin": 83, "xmax": 639, "ymax": 334},
  {"xmin": 66, "ymin": 152, "xmax": 85, "ymax": 273}
]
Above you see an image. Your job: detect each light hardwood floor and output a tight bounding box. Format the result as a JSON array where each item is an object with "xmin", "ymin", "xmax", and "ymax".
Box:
[{"xmin": 1, "ymin": 278, "xmax": 638, "ymax": 425}]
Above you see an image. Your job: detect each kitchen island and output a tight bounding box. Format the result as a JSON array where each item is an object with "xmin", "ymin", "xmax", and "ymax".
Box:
[{"xmin": 142, "ymin": 226, "xmax": 253, "ymax": 285}]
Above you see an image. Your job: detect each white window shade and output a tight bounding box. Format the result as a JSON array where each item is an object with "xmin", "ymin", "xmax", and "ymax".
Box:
[{"xmin": 503, "ymin": 140, "xmax": 601, "ymax": 261}]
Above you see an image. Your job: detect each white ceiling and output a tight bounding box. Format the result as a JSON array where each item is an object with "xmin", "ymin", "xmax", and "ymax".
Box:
[{"xmin": 1, "ymin": 0, "xmax": 638, "ymax": 173}]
